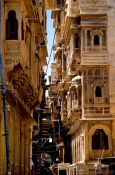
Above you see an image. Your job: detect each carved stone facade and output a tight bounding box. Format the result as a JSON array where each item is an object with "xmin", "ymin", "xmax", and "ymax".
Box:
[
  {"xmin": 0, "ymin": 0, "xmax": 47, "ymax": 174},
  {"xmin": 49, "ymin": 0, "xmax": 115, "ymax": 174}
]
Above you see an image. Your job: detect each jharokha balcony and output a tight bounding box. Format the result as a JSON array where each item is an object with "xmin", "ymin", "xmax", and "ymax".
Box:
[
  {"xmin": 65, "ymin": 0, "xmax": 80, "ymax": 19},
  {"xmin": 4, "ymin": 40, "xmax": 29, "ymax": 71}
]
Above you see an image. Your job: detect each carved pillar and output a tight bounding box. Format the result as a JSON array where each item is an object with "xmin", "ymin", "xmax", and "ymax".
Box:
[
  {"xmin": 76, "ymin": 138, "xmax": 78, "ymax": 162},
  {"xmin": 62, "ymin": 45, "xmax": 65, "ymax": 80},
  {"xmin": 85, "ymin": 29, "xmax": 87, "ymax": 51},
  {"xmin": 100, "ymin": 35, "xmax": 103, "ymax": 51},
  {"xmin": 81, "ymin": 136, "xmax": 85, "ymax": 161},
  {"xmin": 91, "ymin": 35, "xmax": 94, "ymax": 51},
  {"xmin": 19, "ymin": 16, "xmax": 22, "ymax": 40},
  {"xmin": 81, "ymin": 29, "xmax": 83, "ymax": 52},
  {"xmin": 78, "ymin": 137, "xmax": 80, "ymax": 162}
]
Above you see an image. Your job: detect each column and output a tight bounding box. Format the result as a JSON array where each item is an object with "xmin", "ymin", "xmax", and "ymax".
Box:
[{"xmin": 85, "ymin": 29, "xmax": 87, "ymax": 51}]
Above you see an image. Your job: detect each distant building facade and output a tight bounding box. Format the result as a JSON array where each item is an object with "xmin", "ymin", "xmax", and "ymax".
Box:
[
  {"xmin": 47, "ymin": 0, "xmax": 115, "ymax": 174},
  {"xmin": 0, "ymin": 0, "xmax": 47, "ymax": 174}
]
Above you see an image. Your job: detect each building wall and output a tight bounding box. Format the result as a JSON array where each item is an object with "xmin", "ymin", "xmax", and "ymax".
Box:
[
  {"xmin": 0, "ymin": 0, "xmax": 47, "ymax": 174},
  {"xmin": 50, "ymin": 0, "xmax": 115, "ymax": 174}
]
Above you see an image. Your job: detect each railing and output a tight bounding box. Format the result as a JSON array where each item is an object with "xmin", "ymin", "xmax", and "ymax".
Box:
[
  {"xmin": 80, "ymin": 6, "xmax": 109, "ymax": 15},
  {"xmin": 94, "ymin": 97, "xmax": 103, "ymax": 104},
  {"xmin": 83, "ymin": 106, "xmax": 110, "ymax": 116},
  {"xmin": 82, "ymin": 46, "xmax": 108, "ymax": 52}
]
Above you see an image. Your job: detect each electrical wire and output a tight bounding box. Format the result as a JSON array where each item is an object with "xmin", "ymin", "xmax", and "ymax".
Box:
[{"xmin": 46, "ymin": 31, "xmax": 56, "ymax": 74}]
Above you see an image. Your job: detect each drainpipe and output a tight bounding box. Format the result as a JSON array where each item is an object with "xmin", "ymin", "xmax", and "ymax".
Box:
[{"xmin": 0, "ymin": 0, "xmax": 11, "ymax": 174}]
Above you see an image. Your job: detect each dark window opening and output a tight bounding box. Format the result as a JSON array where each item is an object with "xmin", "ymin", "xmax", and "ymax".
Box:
[
  {"xmin": 87, "ymin": 30, "xmax": 91, "ymax": 46},
  {"xmin": 63, "ymin": 55, "xmax": 66, "ymax": 72},
  {"xmin": 6, "ymin": 10, "xmax": 18, "ymax": 40},
  {"xmin": 92, "ymin": 129, "xmax": 109, "ymax": 150},
  {"xmin": 57, "ymin": 13, "xmax": 61, "ymax": 24},
  {"xmin": 94, "ymin": 35, "xmax": 99, "ymax": 45},
  {"xmin": 21, "ymin": 19, "xmax": 24, "ymax": 40},
  {"xmin": 78, "ymin": 88, "xmax": 81, "ymax": 106},
  {"xmin": 95, "ymin": 86, "xmax": 102, "ymax": 97},
  {"xmin": 76, "ymin": 17, "xmax": 81, "ymax": 25},
  {"xmin": 33, "ymin": 111, "xmax": 38, "ymax": 123},
  {"xmin": 59, "ymin": 170, "xmax": 66, "ymax": 175},
  {"xmin": 74, "ymin": 34, "xmax": 80, "ymax": 48}
]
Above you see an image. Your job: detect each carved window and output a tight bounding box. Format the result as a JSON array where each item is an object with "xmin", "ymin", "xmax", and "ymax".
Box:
[
  {"xmin": 74, "ymin": 34, "xmax": 80, "ymax": 48},
  {"xmin": 95, "ymin": 86, "xmax": 102, "ymax": 97},
  {"xmin": 94, "ymin": 35, "xmax": 99, "ymax": 45},
  {"xmin": 6, "ymin": 10, "xmax": 18, "ymax": 40},
  {"xmin": 92, "ymin": 129, "xmax": 109, "ymax": 150}
]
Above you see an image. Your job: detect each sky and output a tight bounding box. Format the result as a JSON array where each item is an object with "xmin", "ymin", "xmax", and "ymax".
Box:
[{"xmin": 45, "ymin": 10, "xmax": 55, "ymax": 84}]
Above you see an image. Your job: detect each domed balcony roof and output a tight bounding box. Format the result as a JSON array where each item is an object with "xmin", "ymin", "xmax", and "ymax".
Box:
[{"xmin": 72, "ymin": 75, "xmax": 81, "ymax": 84}]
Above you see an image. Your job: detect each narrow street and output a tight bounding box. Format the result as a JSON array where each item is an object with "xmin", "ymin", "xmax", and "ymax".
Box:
[{"xmin": 0, "ymin": 0, "xmax": 115, "ymax": 175}]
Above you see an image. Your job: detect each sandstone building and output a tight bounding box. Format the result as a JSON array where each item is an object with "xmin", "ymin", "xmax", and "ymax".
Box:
[
  {"xmin": 0, "ymin": 0, "xmax": 47, "ymax": 174},
  {"xmin": 47, "ymin": 0, "xmax": 115, "ymax": 174}
]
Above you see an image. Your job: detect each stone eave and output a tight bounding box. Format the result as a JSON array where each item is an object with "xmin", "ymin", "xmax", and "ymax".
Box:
[
  {"xmin": 45, "ymin": 0, "xmax": 54, "ymax": 10},
  {"xmin": 28, "ymin": 18, "xmax": 43, "ymax": 38},
  {"xmin": 24, "ymin": 0, "xmax": 34, "ymax": 17}
]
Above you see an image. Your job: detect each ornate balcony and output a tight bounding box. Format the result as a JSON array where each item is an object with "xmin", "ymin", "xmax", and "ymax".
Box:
[
  {"xmin": 57, "ymin": 81, "xmax": 64, "ymax": 96},
  {"xmin": 70, "ymin": 48, "xmax": 81, "ymax": 71},
  {"xmin": 65, "ymin": 0, "xmax": 79, "ymax": 19},
  {"xmin": 8, "ymin": 64, "xmax": 38, "ymax": 110},
  {"xmin": 4, "ymin": 40, "xmax": 29, "ymax": 71},
  {"xmin": 67, "ymin": 107, "xmax": 81, "ymax": 127},
  {"xmin": 36, "ymin": 37, "xmax": 48, "ymax": 58}
]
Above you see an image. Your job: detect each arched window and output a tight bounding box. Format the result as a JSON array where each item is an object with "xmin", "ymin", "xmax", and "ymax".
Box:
[
  {"xmin": 6, "ymin": 10, "xmax": 18, "ymax": 40},
  {"xmin": 92, "ymin": 129, "xmax": 109, "ymax": 150},
  {"xmin": 95, "ymin": 86, "xmax": 102, "ymax": 97},
  {"xmin": 94, "ymin": 35, "xmax": 99, "ymax": 45},
  {"xmin": 74, "ymin": 34, "xmax": 80, "ymax": 48}
]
